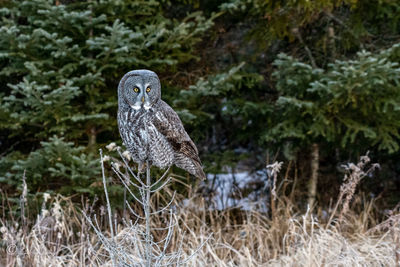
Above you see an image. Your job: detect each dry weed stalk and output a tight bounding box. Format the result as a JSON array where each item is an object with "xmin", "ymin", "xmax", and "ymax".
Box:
[
  {"xmin": 266, "ymin": 161, "xmax": 283, "ymax": 219},
  {"xmin": 266, "ymin": 161, "xmax": 283, "ymax": 202},
  {"xmin": 367, "ymin": 205, "xmax": 400, "ymax": 266},
  {"xmin": 327, "ymin": 153, "xmax": 380, "ymax": 226}
]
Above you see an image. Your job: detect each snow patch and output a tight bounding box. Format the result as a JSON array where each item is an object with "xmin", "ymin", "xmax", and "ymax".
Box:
[{"xmin": 197, "ymin": 170, "xmax": 270, "ymax": 212}]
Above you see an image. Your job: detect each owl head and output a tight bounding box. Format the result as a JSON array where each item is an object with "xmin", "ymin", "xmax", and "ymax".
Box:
[{"xmin": 118, "ymin": 70, "xmax": 161, "ymax": 111}]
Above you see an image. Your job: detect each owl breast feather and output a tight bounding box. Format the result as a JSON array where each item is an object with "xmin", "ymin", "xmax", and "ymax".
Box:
[{"xmin": 118, "ymin": 109, "xmax": 175, "ymax": 168}]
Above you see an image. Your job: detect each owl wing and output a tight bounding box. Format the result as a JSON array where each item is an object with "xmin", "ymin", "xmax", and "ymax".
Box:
[{"xmin": 153, "ymin": 101, "xmax": 205, "ymax": 179}]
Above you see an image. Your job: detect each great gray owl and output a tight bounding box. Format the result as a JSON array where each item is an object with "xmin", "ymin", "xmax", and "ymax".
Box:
[{"xmin": 117, "ymin": 69, "xmax": 206, "ymax": 180}]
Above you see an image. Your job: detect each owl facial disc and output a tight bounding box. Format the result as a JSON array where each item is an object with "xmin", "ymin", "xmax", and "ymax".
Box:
[{"xmin": 129, "ymin": 82, "xmax": 153, "ymax": 110}]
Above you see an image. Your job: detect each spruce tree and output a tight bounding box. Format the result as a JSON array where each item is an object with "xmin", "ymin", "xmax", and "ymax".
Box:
[{"xmin": 268, "ymin": 44, "xmax": 400, "ymax": 206}]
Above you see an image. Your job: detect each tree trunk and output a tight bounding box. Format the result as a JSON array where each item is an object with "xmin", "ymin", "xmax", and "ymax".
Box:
[
  {"xmin": 88, "ymin": 126, "xmax": 97, "ymax": 152},
  {"xmin": 307, "ymin": 143, "xmax": 319, "ymax": 208}
]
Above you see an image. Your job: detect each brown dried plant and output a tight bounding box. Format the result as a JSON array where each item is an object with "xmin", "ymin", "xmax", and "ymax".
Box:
[{"xmin": 327, "ymin": 152, "xmax": 380, "ymax": 226}]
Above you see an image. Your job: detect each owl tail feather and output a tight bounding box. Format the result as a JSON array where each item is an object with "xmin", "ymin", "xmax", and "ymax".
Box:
[
  {"xmin": 191, "ymin": 161, "xmax": 206, "ymax": 180},
  {"xmin": 175, "ymin": 157, "xmax": 206, "ymax": 180},
  {"xmin": 194, "ymin": 167, "xmax": 206, "ymax": 180}
]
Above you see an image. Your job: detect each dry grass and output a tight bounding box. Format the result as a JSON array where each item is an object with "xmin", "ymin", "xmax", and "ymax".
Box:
[
  {"xmin": 1, "ymin": 195, "xmax": 399, "ymax": 266},
  {"xmin": 1, "ymin": 155, "xmax": 399, "ymax": 266}
]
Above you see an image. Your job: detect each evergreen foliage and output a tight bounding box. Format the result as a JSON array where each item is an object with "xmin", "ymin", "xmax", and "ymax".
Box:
[
  {"xmin": 175, "ymin": 63, "xmax": 267, "ymax": 169},
  {"xmin": 220, "ymin": 0, "xmax": 400, "ymax": 64},
  {"xmin": 0, "ymin": 0, "xmax": 400, "ymax": 210},
  {"xmin": 0, "ymin": 136, "xmax": 101, "ymax": 195},
  {"xmin": 0, "ymin": 0, "xmax": 213, "ymax": 197},
  {"xmin": 269, "ymin": 44, "xmax": 400, "ymax": 154}
]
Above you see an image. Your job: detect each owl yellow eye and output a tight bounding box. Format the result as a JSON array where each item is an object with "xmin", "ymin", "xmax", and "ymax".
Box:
[
  {"xmin": 133, "ymin": 87, "xmax": 139, "ymax": 93},
  {"xmin": 146, "ymin": 87, "xmax": 151, "ymax": 93}
]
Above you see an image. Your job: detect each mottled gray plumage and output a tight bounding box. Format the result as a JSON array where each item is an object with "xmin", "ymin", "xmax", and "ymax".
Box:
[{"xmin": 117, "ymin": 70, "xmax": 206, "ymax": 180}]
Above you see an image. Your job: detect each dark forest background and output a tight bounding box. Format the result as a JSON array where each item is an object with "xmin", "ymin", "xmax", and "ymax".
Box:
[{"xmin": 1, "ymin": 0, "xmax": 400, "ymax": 215}]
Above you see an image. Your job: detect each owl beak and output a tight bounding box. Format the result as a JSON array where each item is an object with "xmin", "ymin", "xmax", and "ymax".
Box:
[{"xmin": 141, "ymin": 96, "xmax": 145, "ymax": 103}]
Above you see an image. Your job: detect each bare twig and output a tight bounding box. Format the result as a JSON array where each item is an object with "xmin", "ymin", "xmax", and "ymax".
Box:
[{"xmin": 99, "ymin": 149, "xmax": 116, "ymax": 266}]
